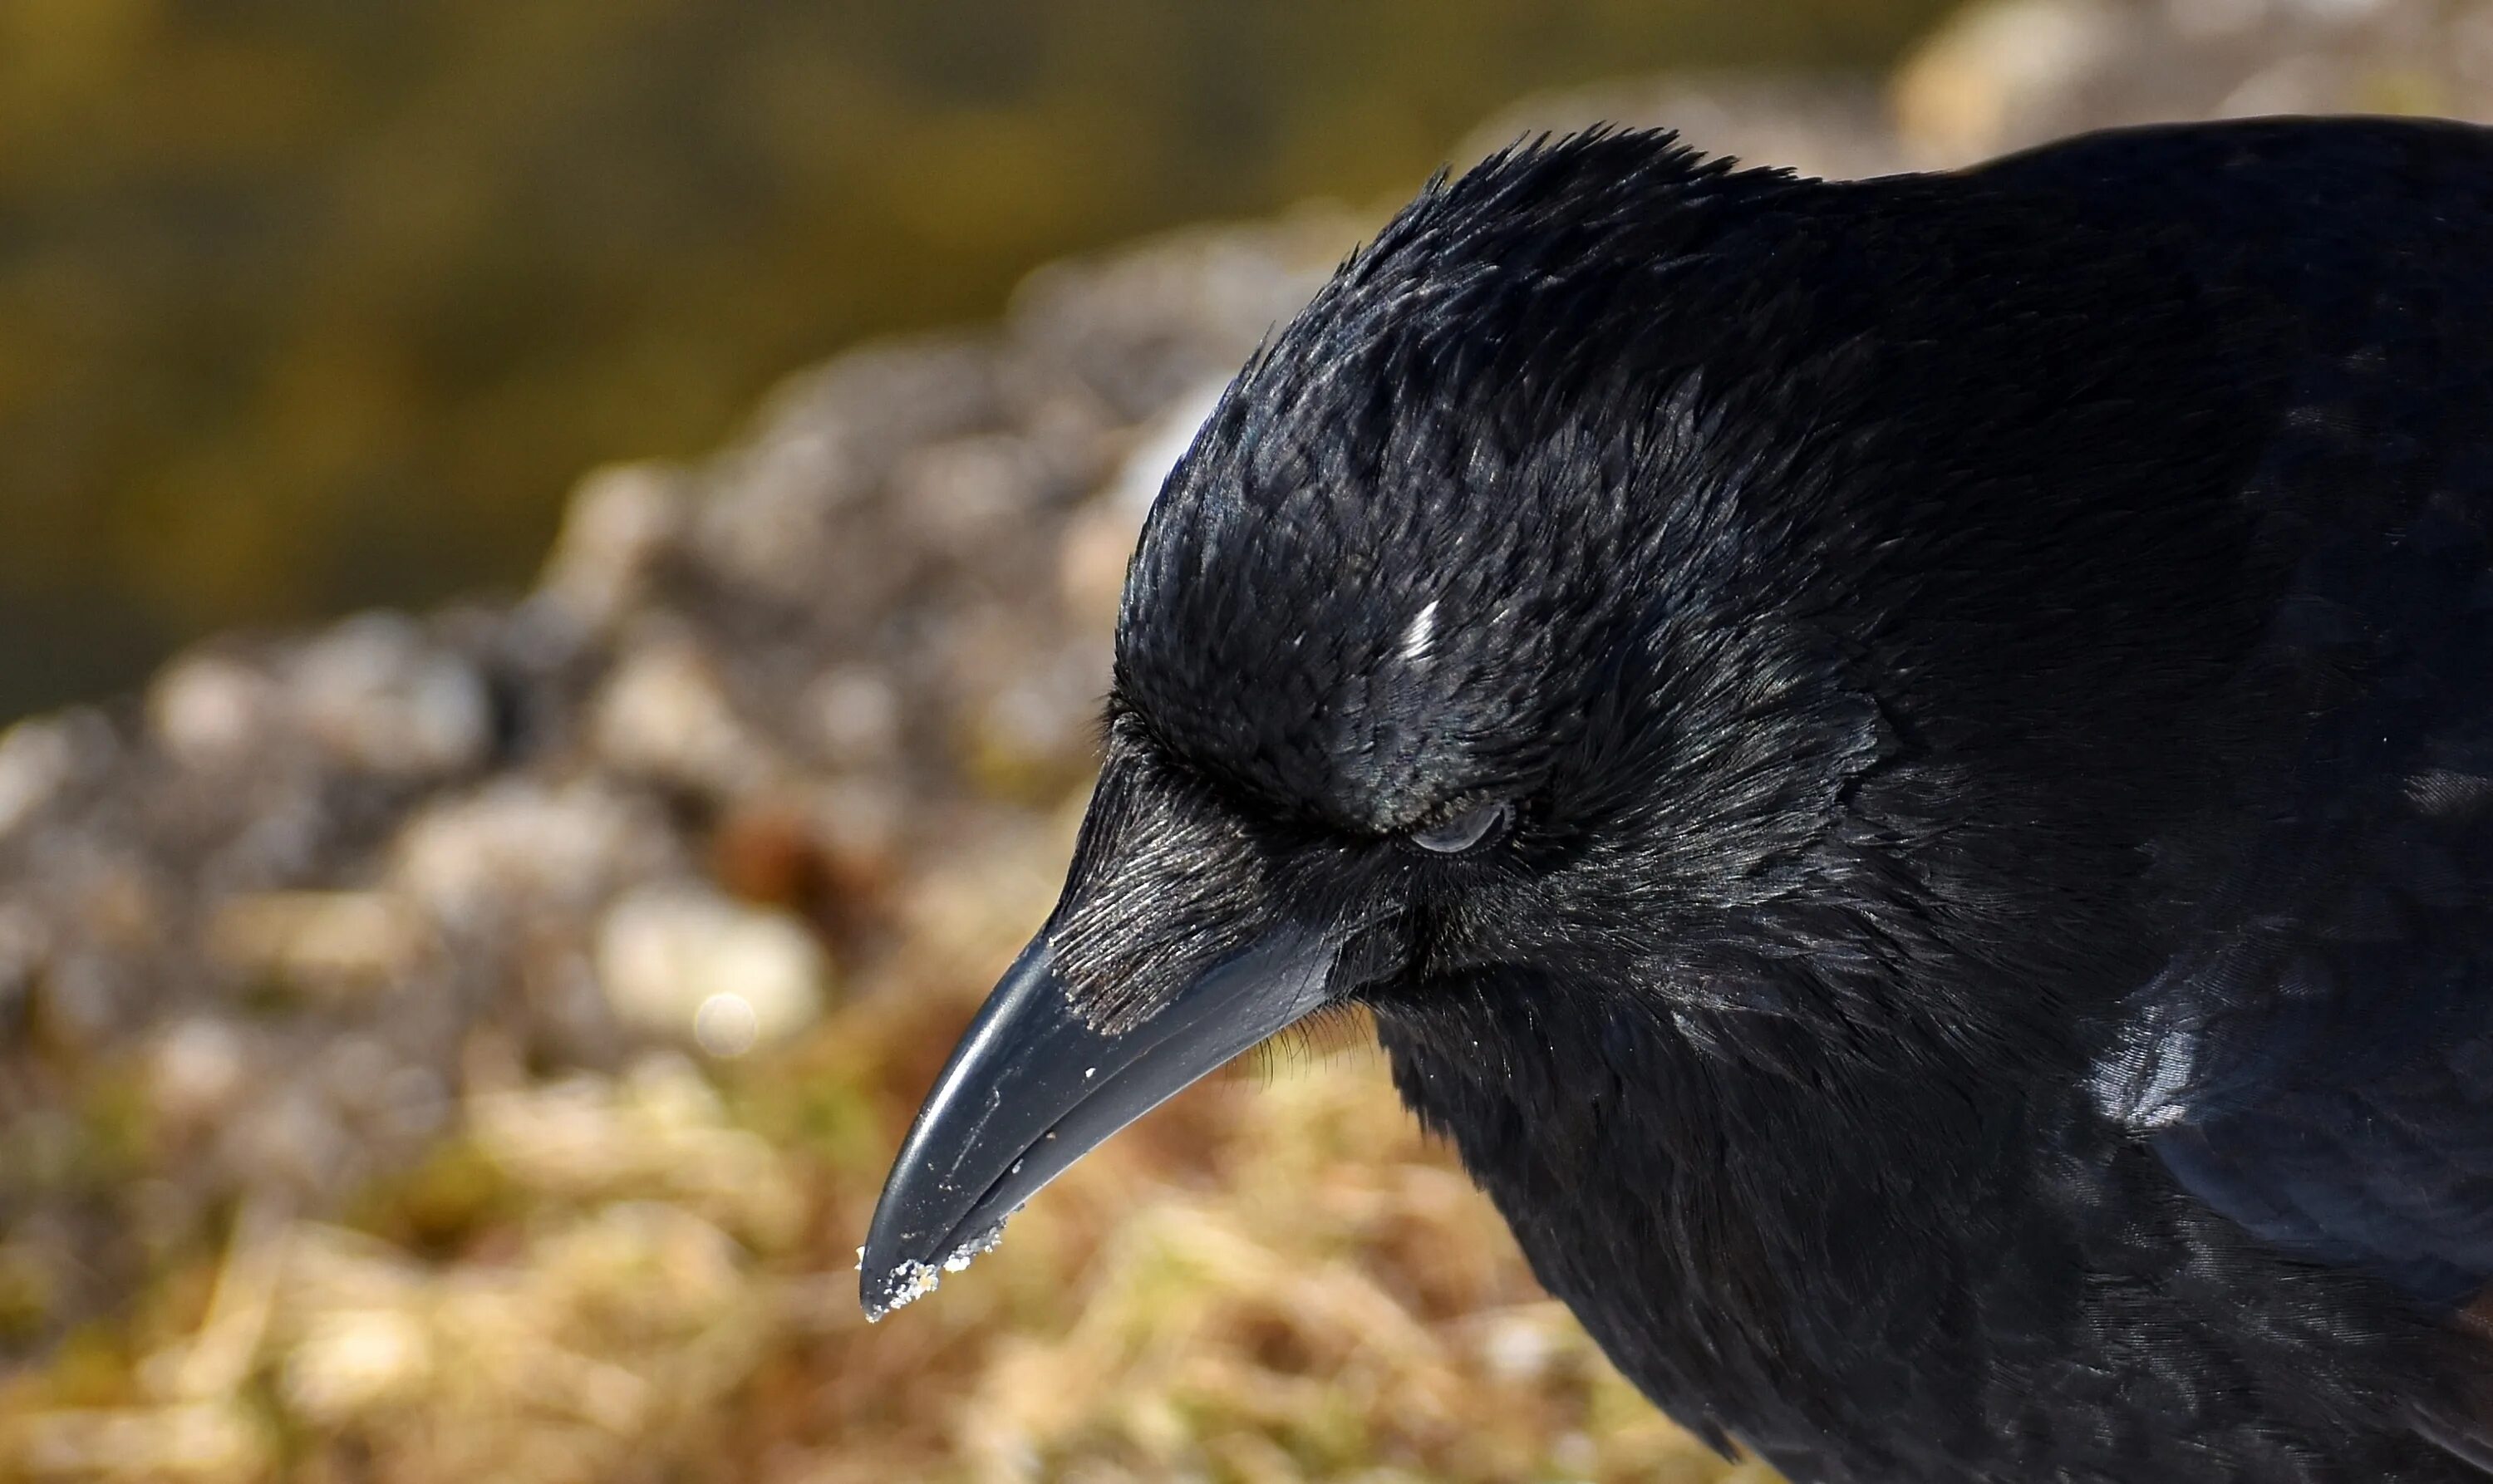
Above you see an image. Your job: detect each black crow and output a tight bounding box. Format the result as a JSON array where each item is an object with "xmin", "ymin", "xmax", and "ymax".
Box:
[{"xmin": 861, "ymin": 117, "xmax": 2493, "ymax": 1482}]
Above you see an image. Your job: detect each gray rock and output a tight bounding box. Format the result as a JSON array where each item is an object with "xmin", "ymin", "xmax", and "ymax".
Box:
[
  {"xmin": 288, "ymin": 613, "xmax": 492, "ymax": 779},
  {"xmin": 392, "ymin": 779, "xmax": 669, "ymax": 931},
  {"xmin": 1895, "ymin": 0, "xmax": 2493, "ymax": 167},
  {"xmin": 537, "ymin": 463, "xmax": 693, "ymax": 636},
  {"xmin": 593, "ymin": 885, "xmax": 829, "ymax": 1055}
]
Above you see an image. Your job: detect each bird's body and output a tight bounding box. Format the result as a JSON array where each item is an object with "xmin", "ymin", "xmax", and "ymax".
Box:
[
  {"xmin": 866, "ymin": 118, "xmax": 2493, "ymax": 1482},
  {"xmin": 1374, "ymin": 120, "xmax": 2493, "ymax": 1482}
]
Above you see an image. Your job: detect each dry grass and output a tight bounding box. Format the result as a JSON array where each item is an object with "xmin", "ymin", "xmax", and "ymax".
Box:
[{"xmin": 0, "ymin": 815, "xmax": 1755, "ymax": 1483}]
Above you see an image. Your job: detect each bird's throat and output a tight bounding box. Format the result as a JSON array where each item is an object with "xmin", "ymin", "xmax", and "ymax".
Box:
[{"xmin": 1372, "ymin": 986, "xmax": 2061, "ymax": 1472}]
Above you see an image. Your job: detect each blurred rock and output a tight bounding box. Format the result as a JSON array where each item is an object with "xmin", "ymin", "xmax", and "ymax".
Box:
[
  {"xmin": 224, "ymin": 1087, "xmax": 360, "ymax": 1193},
  {"xmin": 1894, "ymin": 0, "xmax": 2133, "ymax": 160},
  {"xmin": 289, "ymin": 613, "xmax": 494, "ymax": 778},
  {"xmin": 32, "ymin": 950, "xmax": 133, "ymax": 1057},
  {"xmin": 538, "ymin": 463, "xmax": 693, "ymax": 635},
  {"xmin": 1895, "ymin": 0, "xmax": 2493, "ymax": 166},
  {"xmin": 204, "ymin": 892, "xmax": 427, "ymax": 1000},
  {"xmin": 959, "ymin": 636, "xmax": 1114, "ymax": 805},
  {"xmin": 1010, "ymin": 213, "xmax": 1356, "ymax": 421},
  {"xmin": 692, "ymin": 340, "xmax": 1003, "ymax": 607},
  {"xmin": 1057, "ymin": 498, "xmax": 1148, "ymax": 631},
  {"xmin": 588, "ymin": 632, "xmax": 771, "ymax": 796},
  {"xmin": 148, "ymin": 655, "xmax": 286, "ymax": 774},
  {"xmin": 593, "ymin": 887, "xmax": 827, "ymax": 1056},
  {"xmin": 0, "ymin": 711, "xmax": 108, "ymax": 839},
  {"xmin": 392, "ymin": 779, "xmax": 668, "ymax": 931},
  {"xmin": 1104, "ymin": 376, "xmax": 1228, "ymax": 518},
  {"xmin": 800, "ymin": 665, "xmax": 903, "ymax": 769},
  {"xmin": 1478, "ymin": 3, "xmax": 2493, "ymax": 187},
  {"xmin": 892, "ymin": 432, "xmax": 1083, "ymax": 548},
  {"xmin": 149, "ymin": 1019, "xmax": 254, "ymax": 1133}
]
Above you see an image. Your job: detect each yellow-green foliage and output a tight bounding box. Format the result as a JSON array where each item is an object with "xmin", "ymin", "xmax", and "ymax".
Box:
[{"xmin": 0, "ymin": 0, "xmax": 1953, "ymax": 718}]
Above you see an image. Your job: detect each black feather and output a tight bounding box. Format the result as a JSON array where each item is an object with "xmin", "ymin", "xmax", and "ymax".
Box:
[{"xmin": 1099, "ymin": 117, "xmax": 2493, "ymax": 1482}]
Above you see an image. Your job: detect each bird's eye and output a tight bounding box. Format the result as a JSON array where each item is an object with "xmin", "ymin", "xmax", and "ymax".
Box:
[{"xmin": 1408, "ymin": 801, "xmax": 1510, "ymax": 855}]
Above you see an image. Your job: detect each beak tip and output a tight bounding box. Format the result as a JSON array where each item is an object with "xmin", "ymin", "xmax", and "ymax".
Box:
[
  {"xmin": 854, "ymin": 1246, "xmax": 888, "ymax": 1321},
  {"xmin": 855, "ymin": 921, "xmax": 1338, "ymax": 1326},
  {"xmin": 853, "ymin": 1248, "xmax": 921, "ymax": 1322},
  {"xmin": 853, "ymin": 1221, "xmax": 922, "ymax": 1321},
  {"xmin": 856, "ymin": 1217, "xmax": 1012, "ymax": 1321}
]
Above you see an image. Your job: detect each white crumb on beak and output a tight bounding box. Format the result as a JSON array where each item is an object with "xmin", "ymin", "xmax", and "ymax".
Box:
[
  {"xmin": 873, "ymin": 1260, "xmax": 944, "ymax": 1320},
  {"xmin": 942, "ymin": 1221, "xmax": 1008, "ymax": 1273},
  {"xmin": 1399, "ymin": 599, "xmax": 1439, "ymax": 666},
  {"xmin": 863, "ymin": 1219, "xmax": 1015, "ymax": 1322},
  {"xmin": 1084, "ymin": 1066, "xmax": 1096, "ymax": 1079}
]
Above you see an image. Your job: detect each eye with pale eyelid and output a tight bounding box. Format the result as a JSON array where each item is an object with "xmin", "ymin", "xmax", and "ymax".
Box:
[{"xmin": 1406, "ymin": 800, "xmax": 1511, "ymax": 856}]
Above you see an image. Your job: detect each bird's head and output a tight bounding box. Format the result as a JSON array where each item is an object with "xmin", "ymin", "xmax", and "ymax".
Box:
[{"xmin": 861, "ymin": 131, "xmax": 2284, "ymax": 1318}]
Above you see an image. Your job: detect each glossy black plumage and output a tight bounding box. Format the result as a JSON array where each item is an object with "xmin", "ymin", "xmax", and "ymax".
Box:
[{"xmin": 868, "ymin": 117, "xmax": 2493, "ymax": 1482}]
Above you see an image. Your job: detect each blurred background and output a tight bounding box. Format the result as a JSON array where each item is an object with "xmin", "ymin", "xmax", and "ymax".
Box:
[
  {"xmin": 3, "ymin": 2, "xmax": 2492, "ymax": 1480},
  {"xmin": 0, "ymin": 0, "xmax": 1953, "ymax": 724}
]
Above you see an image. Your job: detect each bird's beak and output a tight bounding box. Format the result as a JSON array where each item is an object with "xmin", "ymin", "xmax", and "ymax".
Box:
[{"xmin": 859, "ymin": 920, "xmax": 1339, "ymax": 1319}]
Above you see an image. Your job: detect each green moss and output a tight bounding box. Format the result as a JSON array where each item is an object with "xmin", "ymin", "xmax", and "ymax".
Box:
[
  {"xmin": 36, "ymin": 1322, "xmax": 138, "ymax": 1409},
  {"xmin": 72, "ymin": 1066, "xmax": 154, "ymax": 1179},
  {"xmin": 0, "ymin": 1246, "xmax": 57, "ymax": 1343},
  {"xmin": 343, "ymin": 1135, "xmax": 519, "ymax": 1256}
]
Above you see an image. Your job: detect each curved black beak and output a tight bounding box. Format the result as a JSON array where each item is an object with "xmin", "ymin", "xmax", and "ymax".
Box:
[{"xmin": 859, "ymin": 921, "xmax": 1339, "ymax": 1319}]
